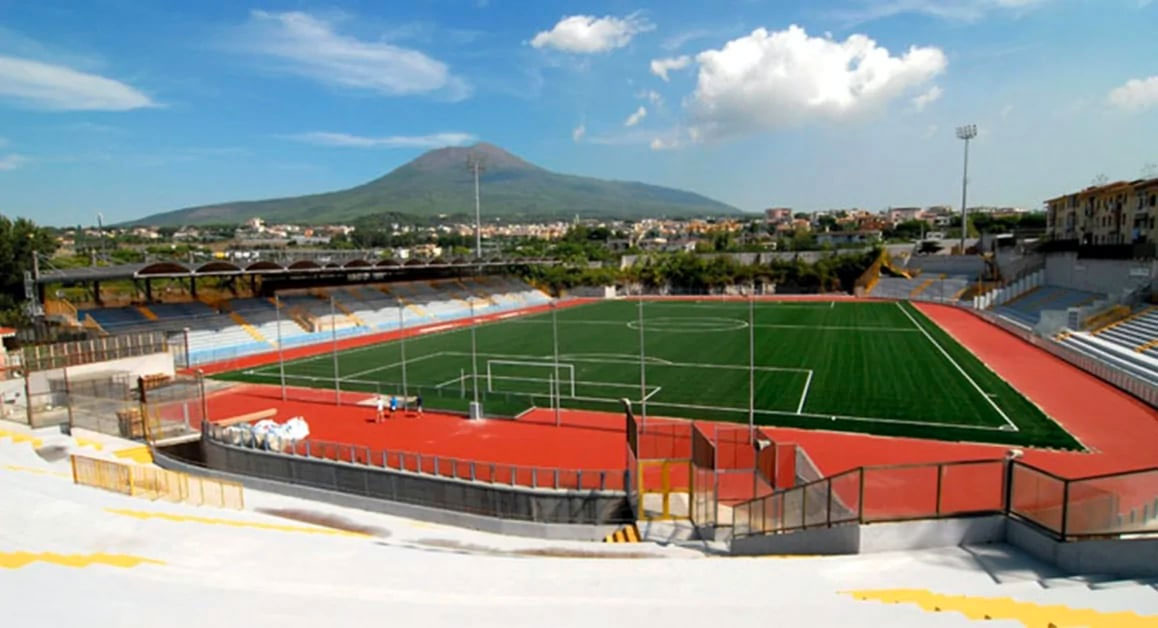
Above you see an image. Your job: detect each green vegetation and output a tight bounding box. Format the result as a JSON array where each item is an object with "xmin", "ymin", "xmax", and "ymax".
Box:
[
  {"xmin": 130, "ymin": 143, "xmax": 740, "ymax": 226},
  {"xmin": 217, "ymin": 299, "xmax": 1079, "ymax": 449},
  {"xmin": 520, "ymin": 248, "xmax": 878, "ymax": 295},
  {"xmin": 0, "ymin": 215, "xmax": 57, "ymax": 326}
]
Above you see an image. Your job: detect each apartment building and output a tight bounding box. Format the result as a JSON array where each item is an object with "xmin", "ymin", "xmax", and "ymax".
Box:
[{"xmin": 1046, "ymin": 177, "xmax": 1158, "ymax": 244}]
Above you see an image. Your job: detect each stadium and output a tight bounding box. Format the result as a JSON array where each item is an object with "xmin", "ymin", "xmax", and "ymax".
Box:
[{"xmin": 6, "ymin": 235, "xmax": 1158, "ymax": 624}]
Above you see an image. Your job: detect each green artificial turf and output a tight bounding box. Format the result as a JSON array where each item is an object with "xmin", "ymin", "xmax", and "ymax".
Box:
[{"xmin": 217, "ymin": 299, "xmax": 1081, "ymax": 449}]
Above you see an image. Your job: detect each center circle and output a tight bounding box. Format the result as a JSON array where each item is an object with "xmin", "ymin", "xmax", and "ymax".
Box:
[{"xmin": 626, "ymin": 316, "xmax": 748, "ymax": 332}]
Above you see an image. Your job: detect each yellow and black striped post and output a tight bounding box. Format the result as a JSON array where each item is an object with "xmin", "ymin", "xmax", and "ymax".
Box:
[{"xmin": 603, "ymin": 524, "xmax": 641, "ymax": 543}]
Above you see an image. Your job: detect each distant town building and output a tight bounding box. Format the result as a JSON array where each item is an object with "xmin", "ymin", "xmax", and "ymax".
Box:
[
  {"xmin": 764, "ymin": 208, "xmax": 792, "ymax": 223},
  {"xmin": 1046, "ymin": 177, "xmax": 1158, "ymax": 245}
]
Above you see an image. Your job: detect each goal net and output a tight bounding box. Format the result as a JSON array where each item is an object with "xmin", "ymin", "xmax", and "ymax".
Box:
[{"xmin": 485, "ymin": 360, "xmax": 576, "ymax": 398}]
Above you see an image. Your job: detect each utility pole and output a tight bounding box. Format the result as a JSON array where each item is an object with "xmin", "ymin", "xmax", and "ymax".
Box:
[
  {"xmin": 956, "ymin": 124, "xmax": 977, "ymax": 255},
  {"xmin": 467, "ymin": 154, "xmax": 486, "ymax": 260},
  {"xmin": 96, "ymin": 212, "xmax": 105, "ymax": 262}
]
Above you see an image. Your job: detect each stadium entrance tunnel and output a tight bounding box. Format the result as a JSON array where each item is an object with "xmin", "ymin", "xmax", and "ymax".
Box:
[{"xmin": 626, "ymin": 317, "xmax": 748, "ymax": 332}]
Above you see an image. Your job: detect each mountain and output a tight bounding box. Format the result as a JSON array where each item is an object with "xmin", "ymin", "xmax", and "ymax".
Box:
[{"xmin": 131, "ymin": 143, "xmax": 741, "ymax": 226}]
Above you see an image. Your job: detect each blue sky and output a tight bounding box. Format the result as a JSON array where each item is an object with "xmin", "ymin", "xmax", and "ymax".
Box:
[{"xmin": 0, "ymin": 0, "xmax": 1155, "ymax": 226}]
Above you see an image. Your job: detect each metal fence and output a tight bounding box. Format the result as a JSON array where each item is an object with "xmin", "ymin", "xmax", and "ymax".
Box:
[
  {"xmin": 205, "ymin": 423, "xmax": 625, "ymax": 492},
  {"xmin": 733, "ymin": 457, "xmax": 1158, "ymax": 541},
  {"xmin": 20, "ymin": 331, "xmax": 170, "ymax": 372},
  {"xmin": 199, "ymin": 430, "xmax": 630, "ymax": 525},
  {"xmin": 732, "ymin": 459, "xmax": 1007, "ymax": 537},
  {"xmin": 1009, "ymin": 462, "xmax": 1158, "ymax": 539},
  {"xmin": 70, "ymin": 454, "xmax": 244, "ymax": 509}
]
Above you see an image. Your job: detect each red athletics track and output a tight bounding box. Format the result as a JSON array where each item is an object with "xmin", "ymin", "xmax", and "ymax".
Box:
[{"xmin": 200, "ymin": 297, "xmax": 1158, "ymax": 502}]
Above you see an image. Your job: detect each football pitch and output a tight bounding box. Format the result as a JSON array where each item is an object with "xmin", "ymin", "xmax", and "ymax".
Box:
[{"xmin": 218, "ymin": 299, "xmax": 1080, "ymax": 449}]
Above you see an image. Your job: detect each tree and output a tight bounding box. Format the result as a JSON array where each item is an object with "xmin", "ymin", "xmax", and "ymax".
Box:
[{"xmin": 0, "ymin": 215, "xmax": 58, "ymax": 325}]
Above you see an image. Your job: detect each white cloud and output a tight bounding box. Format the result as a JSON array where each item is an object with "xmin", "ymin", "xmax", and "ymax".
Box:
[
  {"xmin": 624, "ymin": 106, "xmax": 648, "ymax": 127},
  {"xmin": 284, "ymin": 131, "xmax": 476, "ymax": 148},
  {"xmin": 0, "ymin": 54, "xmax": 154, "ymax": 111},
  {"xmin": 234, "ymin": 11, "xmax": 469, "ymax": 100},
  {"xmin": 687, "ymin": 26, "xmax": 947, "ymax": 140},
  {"xmin": 912, "ymin": 85, "xmax": 943, "ymax": 111},
  {"xmin": 921, "ymin": 124, "xmax": 939, "ymax": 139},
  {"xmin": 650, "ymin": 55, "xmax": 691, "ymax": 81},
  {"xmin": 531, "ymin": 14, "xmax": 653, "ymax": 54},
  {"xmin": 833, "ymin": 0, "xmax": 1052, "ymax": 24},
  {"xmin": 572, "ymin": 123, "xmax": 586, "ymax": 142},
  {"xmin": 1108, "ymin": 76, "xmax": 1158, "ymax": 111},
  {"xmin": 0, "ymin": 154, "xmax": 28, "ymax": 171},
  {"xmin": 639, "ymin": 89, "xmax": 664, "ymax": 106},
  {"xmin": 650, "ymin": 137, "xmax": 679, "ymax": 151},
  {"xmin": 1000, "ymin": 104, "xmax": 1014, "ymax": 119}
]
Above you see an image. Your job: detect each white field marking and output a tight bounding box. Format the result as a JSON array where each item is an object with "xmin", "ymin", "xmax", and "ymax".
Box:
[
  {"xmin": 796, "ymin": 370, "xmax": 814, "ymax": 415},
  {"xmin": 830, "ymin": 301, "xmax": 835, "ymax": 309},
  {"xmin": 636, "ymin": 301, "xmax": 831, "ymax": 310},
  {"xmin": 438, "ymin": 350, "xmax": 811, "ymax": 374},
  {"xmin": 557, "ymin": 352, "xmax": 674, "ymax": 366},
  {"xmin": 344, "ymin": 351, "xmax": 448, "ymax": 380},
  {"xmin": 506, "ymin": 319, "xmax": 918, "ymax": 332},
  {"xmin": 644, "ymin": 399, "xmax": 1015, "ymax": 432},
  {"xmin": 434, "ymin": 374, "xmax": 467, "ymax": 389},
  {"xmin": 486, "ymin": 374, "xmax": 657, "ymax": 396},
  {"xmin": 239, "ymin": 369, "xmax": 1008, "ymax": 433},
  {"xmin": 642, "ymin": 385, "xmax": 663, "ymax": 402},
  {"xmin": 486, "ymin": 360, "xmax": 576, "ymax": 396},
  {"xmin": 895, "ymin": 302, "xmax": 1018, "ymax": 431},
  {"xmin": 626, "ymin": 316, "xmax": 748, "ymax": 332}
]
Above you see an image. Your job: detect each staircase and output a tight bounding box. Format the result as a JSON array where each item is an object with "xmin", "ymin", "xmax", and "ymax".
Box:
[
  {"xmin": 228, "ymin": 311, "xmax": 271, "ymax": 345},
  {"xmin": 909, "ymin": 276, "xmax": 938, "ymax": 298}
]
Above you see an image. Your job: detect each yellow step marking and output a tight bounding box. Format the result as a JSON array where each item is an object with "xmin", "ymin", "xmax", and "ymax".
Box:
[
  {"xmin": 0, "ymin": 551, "xmax": 164, "ymax": 570},
  {"xmin": 846, "ymin": 588, "xmax": 1158, "ymax": 627},
  {"xmin": 114, "ymin": 446, "xmax": 153, "ymax": 464},
  {"xmin": 75, "ymin": 436, "xmax": 104, "ymax": 451},
  {"xmin": 1098, "ymin": 305, "xmax": 1157, "ymax": 335},
  {"xmin": 330, "ymin": 298, "xmax": 368, "ymax": 327},
  {"xmin": 3, "ymin": 464, "xmax": 71, "ymax": 478},
  {"xmin": 909, "ymin": 277, "xmax": 936, "ymax": 298},
  {"xmin": 228, "ymin": 311, "xmax": 271, "ymax": 345},
  {"xmin": 0, "ymin": 429, "xmax": 44, "ymax": 449},
  {"xmin": 105, "ymin": 508, "xmax": 370, "ymax": 538},
  {"xmin": 136, "ymin": 305, "xmax": 158, "ymax": 320}
]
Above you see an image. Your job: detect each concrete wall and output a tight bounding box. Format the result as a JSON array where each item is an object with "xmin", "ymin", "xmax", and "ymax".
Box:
[
  {"xmin": 28, "ymin": 351, "xmax": 174, "ymax": 397},
  {"xmin": 730, "ymin": 516, "xmax": 1005, "ymax": 556},
  {"xmin": 1006, "ymin": 518, "xmax": 1158, "ymax": 578},
  {"xmin": 732, "ymin": 515, "xmax": 1158, "ymax": 578},
  {"xmin": 155, "ymin": 447, "xmax": 621, "ymax": 541},
  {"xmin": 174, "ymin": 436, "xmax": 633, "ymax": 537},
  {"xmin": 906, "ymin": 255, "xmax": 985, "ymax": 276},
  {"xmin": 730, "ymin": 524, "xmax": 859, "ymax": 555},
  {"xmin": 1044, "ymin": 252, "xmax": 1155, "ymax": 295},
  {"xmin": 858, "ymin": 516, "xmax": 1006, "ymax": 553}
]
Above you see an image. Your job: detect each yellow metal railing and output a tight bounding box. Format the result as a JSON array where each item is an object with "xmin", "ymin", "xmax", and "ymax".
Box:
[{"xmin": 70, "ymin": 455, "xmax": 244, "ymax": 509}]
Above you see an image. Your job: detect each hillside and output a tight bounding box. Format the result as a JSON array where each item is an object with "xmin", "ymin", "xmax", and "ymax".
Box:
[{"xmin": 131, "ymin": 143, "xmax": 740, "ymax": 226}]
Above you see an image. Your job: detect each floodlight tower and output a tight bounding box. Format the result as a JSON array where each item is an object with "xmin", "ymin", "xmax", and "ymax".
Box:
[
  {"xmin": 956, "ymin": 124, "xmax": 978, "ymax": 255},
  {"xmin": 467, "ymin": 154, "xmax": 486, "ymax": 260}
]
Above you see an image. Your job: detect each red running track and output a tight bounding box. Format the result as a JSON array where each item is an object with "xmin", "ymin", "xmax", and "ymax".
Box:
[{"xmin": 201, "ymin": 298, "xmax": 1158, "ymax": 516}]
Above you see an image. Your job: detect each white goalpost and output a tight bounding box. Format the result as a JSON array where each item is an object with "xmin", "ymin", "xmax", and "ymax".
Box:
[{"xmin": 485, "ymin": 360, "xmax": 576, "ymax": 397}]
